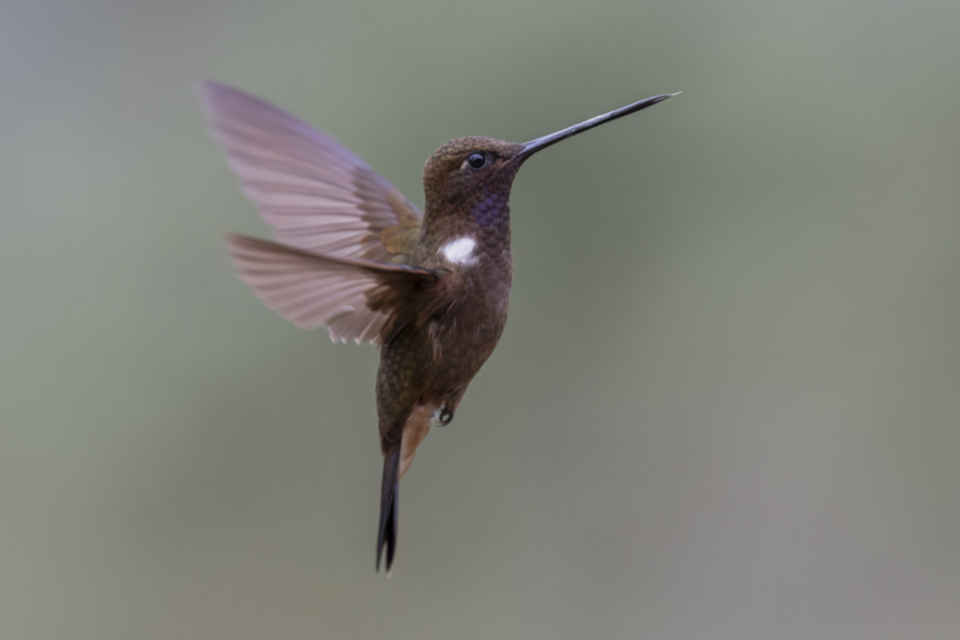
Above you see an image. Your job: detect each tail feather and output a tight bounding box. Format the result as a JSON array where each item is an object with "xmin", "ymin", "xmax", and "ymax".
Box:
[{"xmin": 376, "ymin": 448, "xmax": 400, "ymax": 574}]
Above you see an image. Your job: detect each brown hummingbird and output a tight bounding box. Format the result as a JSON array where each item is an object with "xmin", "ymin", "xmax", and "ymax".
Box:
[{"xmin": 197, "ymin": 81, "xmax": 678, "ymax": 574}]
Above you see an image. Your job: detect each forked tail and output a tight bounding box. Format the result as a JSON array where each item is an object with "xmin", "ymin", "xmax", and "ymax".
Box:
[{"xmin": 376, "ymin": 448, "xmax": 400, "ymax": 574}]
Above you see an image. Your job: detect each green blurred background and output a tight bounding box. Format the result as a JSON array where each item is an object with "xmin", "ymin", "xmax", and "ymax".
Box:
[{"xmin": 2, "ymin": 0, "xmax": 958, "ymax": 638}]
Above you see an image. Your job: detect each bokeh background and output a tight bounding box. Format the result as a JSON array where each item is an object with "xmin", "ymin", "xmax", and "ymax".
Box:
[{"xmin": 2, "ymin": 0, "xmax": 959, "ymax": 638}]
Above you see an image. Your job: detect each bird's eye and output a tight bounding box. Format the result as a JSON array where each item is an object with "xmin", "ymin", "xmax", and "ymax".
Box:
[{"xmin": 467, "ymin": 153, "xmax": 487, "ymax": 169}]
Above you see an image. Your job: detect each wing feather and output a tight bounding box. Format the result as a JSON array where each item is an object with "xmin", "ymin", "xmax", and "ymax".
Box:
[
  {"xmin": 224, "ymin": 234, "xmax": 440, "ymax": 345},
  {"xmin": 198, "ymin": 81, "xmax": 422, "ymax": 264}
]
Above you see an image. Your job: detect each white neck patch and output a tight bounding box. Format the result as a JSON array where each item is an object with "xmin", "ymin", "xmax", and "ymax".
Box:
[{"xmin": 440, "ymin": 236, "xmax": 478, "ymax": 266}]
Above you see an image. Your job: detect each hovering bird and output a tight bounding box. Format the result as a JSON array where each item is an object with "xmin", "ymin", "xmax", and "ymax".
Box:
[{"xmin": 198, "ymin": 82, "xmax": 677, "ymax": 573}]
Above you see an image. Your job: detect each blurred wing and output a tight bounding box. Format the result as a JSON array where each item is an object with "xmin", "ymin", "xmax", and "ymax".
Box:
[
  {"xmin": 198, "ymin": 81, "xmax": 422, "ymax": 263},
  {"xmin": 225, "ymin": 234, "xmax": 441, "ymax": 345}
]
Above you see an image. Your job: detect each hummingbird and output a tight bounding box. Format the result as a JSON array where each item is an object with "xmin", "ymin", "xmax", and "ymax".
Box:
[{"xmin": 198, "ymin": 81, "xmax": 678, "ymax": 574}]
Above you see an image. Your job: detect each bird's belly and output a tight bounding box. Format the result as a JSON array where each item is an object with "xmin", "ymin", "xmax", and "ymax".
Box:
[{"xmin": 425, "ymin": 302, "xmax": 506, "ymax": 393}]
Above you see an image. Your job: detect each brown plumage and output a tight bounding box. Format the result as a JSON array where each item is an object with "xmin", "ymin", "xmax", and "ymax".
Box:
[{"xmin": 198, "ymin": 81, "xmax": 678, "ymax": 573}]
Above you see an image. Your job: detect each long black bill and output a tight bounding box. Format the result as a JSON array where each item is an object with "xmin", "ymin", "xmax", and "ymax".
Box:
[{"xmin": 517, "ymin": 91, "xmax": 681, "ymax": 161}]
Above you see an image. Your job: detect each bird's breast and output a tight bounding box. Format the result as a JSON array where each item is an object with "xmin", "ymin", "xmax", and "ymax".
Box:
[{"xmin": 439, "ymin": 235, "xmax": 479, "ymax": 266}]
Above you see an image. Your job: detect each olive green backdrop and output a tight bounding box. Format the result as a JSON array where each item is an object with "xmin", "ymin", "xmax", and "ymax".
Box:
[{"xmin": 2, "ymin": 1, "xmax": 958, "ymax": 638}]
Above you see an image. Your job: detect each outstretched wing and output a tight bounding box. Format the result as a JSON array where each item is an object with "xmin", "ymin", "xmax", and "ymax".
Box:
[
  {"xmin": 198, "ymin": 81, "xmax": 422, "ymax": 263},
  {"xmin": 225, "ymin": 234, "xmax": 447, "ymax": 345}
]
